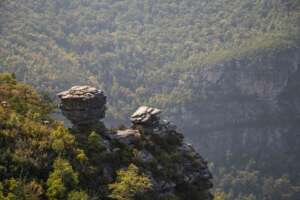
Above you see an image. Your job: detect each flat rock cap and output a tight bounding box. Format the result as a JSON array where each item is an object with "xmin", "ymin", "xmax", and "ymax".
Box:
[
  {"xmin": 57, "ymin": 85, "xmax": 104, "ymax": 100},
  {"xmin": 131, "ymin": 106, "xmax": 161, "ymax": 118},
  {"xmin": 130, "ymin": 106, "xmax": 161, "ymax": 124},
  {"xmin": 57, "ymin": 85, "xmax": 106, "ymax": 125}
]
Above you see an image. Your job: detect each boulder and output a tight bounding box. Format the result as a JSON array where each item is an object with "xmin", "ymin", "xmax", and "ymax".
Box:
[
  {"xmin": 130, "ymin": 106, "xmax": 161, "ymax": 126},
  {"xmin": 57, "ymin": 85, "xmax": 106, "ymax": 125},
  {"xmin": 111, "ymin": 129, "xmax": 141, "ymax": 145}
]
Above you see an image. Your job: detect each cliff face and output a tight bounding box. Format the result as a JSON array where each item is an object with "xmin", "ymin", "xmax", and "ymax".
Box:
[
  {"xmin": 57, "ymin": 86, "xmax": 213, "ymax": 199},
  {"xmin": 177, "ymin": 47, "xmax": 300, "ymax": 176}
]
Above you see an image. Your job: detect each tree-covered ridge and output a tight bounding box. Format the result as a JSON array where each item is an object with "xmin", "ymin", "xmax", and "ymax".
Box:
[
  {"xmin": 0, "ymin": 74, "xmax": 149, "ymax": 199},
  {"xmin": 0, "ymin": 73, "xmax": 76, "ymax": 200},
  {"xmin": 0, "ymin": 73, "xmax": 145, "ymax": 200},
  {"xmin": 0, "ymin": 0, "xmax": 299, "ymax": 121},
  {"xmin": 0, "ymin": 73, "xmax": 213, "ymax": 199}
]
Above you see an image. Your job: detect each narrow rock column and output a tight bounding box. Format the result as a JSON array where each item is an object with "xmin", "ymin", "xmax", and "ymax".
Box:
[{"xmin": 57, "ymin": 85, "xmax": 106, "ymax": 126}]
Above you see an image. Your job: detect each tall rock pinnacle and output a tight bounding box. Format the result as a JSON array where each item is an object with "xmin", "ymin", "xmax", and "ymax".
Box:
[{"xmin": 57, "ymin": 85, "xmax": 106, "ymax": 125}]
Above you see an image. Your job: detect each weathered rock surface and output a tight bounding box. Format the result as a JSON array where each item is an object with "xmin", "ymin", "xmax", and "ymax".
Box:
[
  {"xmin": 58, "ymin": 93, "xmax": 213, "ymax": 199},
  {"xmin": 170, "ymin": 47, "xmax": 300, "ymax": 175},
  {"xmin": 57, "ymin": 85, "xmax": 106, "ymax": 125},
  {"xmin": 110, "ymin": 129, "xmax": 141, "ymax": 145},
  {"xmin": 106, "ymin": 126, "xmax": 212, "ymax": 198},
  {"xmin": 111, "ymin": 106, "xmax": 213, "ymax": 198},
  {"xmin": 130, "ymin": 106, "xmax": 161, "ymax": 126}
]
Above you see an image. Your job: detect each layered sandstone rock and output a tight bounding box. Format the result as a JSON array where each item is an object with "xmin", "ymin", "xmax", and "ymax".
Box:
[
  {"xmin": 130, "ymin": 106, "xmax": 161, "ymax": 126},
  {"xmin": 58, "ymin": 88, "xmax": 213, "ymax": 199},
  {"xmin": 57, "ymin": 85, "xmax": 106, "ymax": 125}
]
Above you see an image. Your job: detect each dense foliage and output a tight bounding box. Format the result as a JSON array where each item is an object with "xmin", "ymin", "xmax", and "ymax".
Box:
[
  {"xmin": 0, "ymin": 0, "xmax": 299, "ymax": 121},
  {"xmin": 0, "ymin": 73, "xmax": 154, "ymax": 199},
  {"xmin": 1, "ymin": 0, "xmax": 300, "ymax": 199},
  {"xmin": 0, "ymin": 73, "xmax": 213, "ymax": 199},
  {"xmin": 109, "ymin": 164, "xmax": 152, "ymax": 200},
  {"xmin": 0, "ymin": 73, "xmax": 83, "ymax": 199}
]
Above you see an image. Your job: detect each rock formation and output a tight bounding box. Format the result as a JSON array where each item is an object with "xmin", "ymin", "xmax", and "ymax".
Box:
[
  {"xmin": 57, "ymin": 87, "xmax": 213, "ymax": 199},
  {"xmin": 111, "ymin": 129, "xmax": 141, "ymax": 145},
  {"xmin": 108, "ymin": 107, "xmax": 213, "ymax": 199},
  {"xmin": 130, "ymin": 106, "xmax": 161, "ymax": 126},
  {"xmin": 57, "ymin": 85, "xmax": 106, "ymax": 125}
]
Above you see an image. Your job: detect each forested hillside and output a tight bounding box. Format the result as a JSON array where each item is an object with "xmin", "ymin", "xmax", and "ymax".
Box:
[
  {"xmin": 1, "ymin": 0, "xmax": 300, "ymax": 199},
  {"xmin": 0, "ymin": 0, "xmax": 299, "ymax": 120},
  {"xmin": 0, "ymin": 73, "xmax": 213, "ymax": 200}
]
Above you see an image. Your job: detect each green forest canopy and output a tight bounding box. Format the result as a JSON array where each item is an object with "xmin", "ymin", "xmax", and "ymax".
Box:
[
  {"xmin": 0, "ymin": 1, "xmax": 300, "ymax": 199},
  {"xmin": 0, "ymin": 0, "xmax": 299, "ymax": 121}
]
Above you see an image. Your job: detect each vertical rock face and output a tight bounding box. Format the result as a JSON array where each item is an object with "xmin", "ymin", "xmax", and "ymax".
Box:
[
  {"xmin": 175, "ymin": 48, "xmax": 300, "ymax": 174},
  {"xmin": 57, "ymin": 85, "xmax": 106, "ymax": 125}
]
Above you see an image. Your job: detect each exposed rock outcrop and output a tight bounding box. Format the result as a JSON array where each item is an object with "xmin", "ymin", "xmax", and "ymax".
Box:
[
  {"xmin": 111, "ymin": 107, "xmax": 213, "ymax": 198},
  {"xmin": 111, "ymin": 129, "xmax": 141, "ymax": 145},
  {"xmin": 57, "ymin": 87, "xmax": 213, "ymax": 199},
  {"xmin": 130, "ymin": 106, "xmax": 161, "ymax": 126},
  {"xmin": 57, "ymin": 85, "xmax": 106, "ymax": 125}
]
